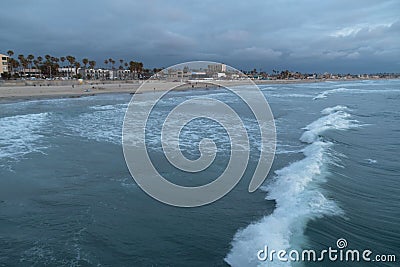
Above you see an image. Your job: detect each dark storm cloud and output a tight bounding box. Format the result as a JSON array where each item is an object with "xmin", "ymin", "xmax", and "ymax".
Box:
[{"xmin": 1, "ymin": 0, "xmax": 399, "ymax": 72}]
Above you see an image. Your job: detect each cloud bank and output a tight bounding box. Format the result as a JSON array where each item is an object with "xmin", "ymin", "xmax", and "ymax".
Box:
[{"xmin": 1, "ymin": 0, "xmax": 399, "ymax": 73}]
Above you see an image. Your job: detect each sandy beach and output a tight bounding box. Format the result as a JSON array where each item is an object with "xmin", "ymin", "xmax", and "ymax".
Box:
[
  {"xmin": 0, "ymin": 78, "xmax": 371, "ymax": 102},
  {"xmin": 0, "ymin": 81, "xmax": 244, "ymax": 102}
]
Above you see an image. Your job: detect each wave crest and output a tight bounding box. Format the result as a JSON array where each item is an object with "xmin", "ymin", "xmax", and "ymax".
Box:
[{"xmin": 225, "ymin": 105, "xmax": 357, "ymax": 267}]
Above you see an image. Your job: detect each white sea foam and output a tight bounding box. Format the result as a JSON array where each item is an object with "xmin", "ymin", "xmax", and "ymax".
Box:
[
  {"xmin": 275, "ymin": 143, "xmax": 303, "ymax": 155},
  {"xmin": 123, "ymin": 96, "xmax": 276, "ymax": 155},
  {"xmin": 89, "ymin": 103, "xmax": 128, "ymax": 111},
  {"xmin": 0, "ymin": 112, "xmax": 50, "ymax": 161},
  {"xmin": 269, "ymin": 93, "xmax": 313, "ymax": 99},
  {"xmin": 225, "ymin": 105, "xmax": 358, "ymax": 267},
  {"xmin": 66, "ymin": 104, "xmax": 126, "ymax": 145},
  {"xmin": 313, "ymin": 87, "xmax": 349, "ymax": 99},
  {"xmin": 321, "ymin": 105, "xmax": 349, "ymax": 114},
  {"xmin": 314, "ymin": 86, "xmax": 400, "ymax": 100},
  {"xmin": 300, "ymin": 106, "xmax": 358, "ymax": 143}
]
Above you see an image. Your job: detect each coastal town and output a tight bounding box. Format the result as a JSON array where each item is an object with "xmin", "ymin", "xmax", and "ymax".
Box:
[
  {"xmin": 1, "ymin": 51, "xmax": 399, "ymax": 84},
  {"xmin": 1, "ymin": 1, "xmax": 399, "ymax": 266}
]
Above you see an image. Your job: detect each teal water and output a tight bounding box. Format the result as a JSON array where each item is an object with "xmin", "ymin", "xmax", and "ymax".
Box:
[{"xmin": 0, "ymin": 80, "xmax": 399, "ymax": 266}]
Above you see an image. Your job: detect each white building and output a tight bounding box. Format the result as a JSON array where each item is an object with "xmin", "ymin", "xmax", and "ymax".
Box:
[
  {"xmin": 116, "ymin": 69, "xmax": 131, "ymax": 79},
  {"xmin": 79, "ymin": 68, "xmax": 121, "ymax": 80},
  {"xmin": 0, "ymin": 54, "xmax": 9, "ymax": 75},
  {"xmin": 58, "ymin": 67, "xmax": 77, "ymax": 77},
  {"xmin": 217, "ymin": 72, "xmax": 226, "ymax": 78},
  {"xmin": 208, "ymin": 64, "xmax": 226, "ymax": 73}
]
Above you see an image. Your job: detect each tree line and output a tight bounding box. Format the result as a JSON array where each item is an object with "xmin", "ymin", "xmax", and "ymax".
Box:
[{"xmin": 4, "ymin": 50, "xmax": 152, "ymax": 79}]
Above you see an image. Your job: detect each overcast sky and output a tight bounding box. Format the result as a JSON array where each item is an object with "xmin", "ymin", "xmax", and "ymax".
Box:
[{"xmin": 1, "ymin": 0, "xmax": 399, "ymax": 73}]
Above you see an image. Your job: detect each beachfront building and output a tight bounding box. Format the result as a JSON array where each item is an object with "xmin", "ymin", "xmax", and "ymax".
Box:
[
  {"xmin": 190, "ymin": 71, "xmax": 208, "ymax": 79},
  {"xmin": 164, "ymin": 65, "xmax": 246, "ymax": 81},
  {"xmin": 0, "ymin": 54, "xmax": 9, "ymax": 76},
  {"xmin": 116, "ymin": 69, "xmax": 131, "ymax": 79},
  {"xmin": 217, "ymin": 72, "xmax": 227, "ymax": 78},
  {"xmin": 207, "ymin": 63, "xmax": 226, "ymax": 74},
  {"xmin": 167, "ymin": 68, "xmax": 191, "ymax": 81},
  {"xmin": 58, "ymin": 67, "xmax": 77, "ymax": 77},
  {"xmin": 79, "ymin": 68, "xmax": 117, "ymax": 80},
  {"xmin": 20, "ymin": 68, "xmax": 41, "ymax": 77},
  {"xmin": 81, "ymin": 68, "xmax": 106, "ymax": 79}
]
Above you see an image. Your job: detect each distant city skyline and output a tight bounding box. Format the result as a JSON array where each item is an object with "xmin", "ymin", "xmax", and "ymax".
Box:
[{"xmin": 1, "ymin": 0, "xmax": 399, "ymax": 73}]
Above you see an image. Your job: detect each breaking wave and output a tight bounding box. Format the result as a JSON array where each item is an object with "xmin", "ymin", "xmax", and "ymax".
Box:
[{"xmin": 225, "ymin": 105, "xmax": 359, "ymax": 266}]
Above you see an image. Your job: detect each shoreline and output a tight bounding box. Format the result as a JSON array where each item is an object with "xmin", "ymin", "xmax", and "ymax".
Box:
[{"xmin": 0, "ymin": 78, "xmax": 395, "ymax": 103}]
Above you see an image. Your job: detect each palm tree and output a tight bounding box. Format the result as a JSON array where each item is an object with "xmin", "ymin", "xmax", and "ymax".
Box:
[
  {"xmin": 33, "ymin": 59, "xmax": 39, "ymax": 77},
  {"xmin": 71, "ymin": 56, "xmax": 76, "ymax": 76},
  {"xmin": 129, "ymin": 61, "xmax": 143, "ymax": 79},
  {"xmin": 60, "ymin": 57, "xmax": 65, "ymax": 68},
  {"xmin": 130, "ymin": 61, "xmax": 143, "ymax": 76},
  {"xmin": 74, "ymin": 62, "xmax": 81, "ymax": 78},
  {"xmin": 110, "ymin": 59, "xmax": 116, "ymax": 79},
  {"xmin": 82, "ymin": 58, "xmax": 88, "ymax": 68},
  {"xmin": 7, "ymin": 50, "xmax": 14, "ymax": 74},
  {"xmin": 104, "ymin": 59, "xmax": 110, "ymax": 79},
  {"xmin": 65, "ymin": 56, "xmax": 70, "ymax": 77},
  {"xmin": 129, "ymin": 61, "xmax": 136, "ymax": 78},
  {"xmin": 36, "ymin": 56, "xmax": 43, "ymax": 77},
  {"xmin": 66, "ymin": 56, "xmax": 76, "ymax": 78},
  {"xmin": 89, "ymin": 60, "xmax": 96, "ymax": 79},
  {"xmin": 7, "ymin": 50, "xmax": 14, "ymax": 58},
  {"xmin": 82, "ymin": 58, "xmax": 88, "ymax": 79},
  {"xmin": 124, "ymin": 62, "xmax": 129, "ymax": 78},
  {"xmin": 18, "ymin": 54, "xmax": 27, "ymax": 77},
  {"xmin": 50, "ymin": 57, "xmax": 57, "ymax": 77},
  {"xmin": 58, "ymin": 57, "xmax": 65, "ymax": 77},
  {"xmin": 138, "ymin": 62, "xmax": 143, "ymax": 74},
  {"xmin": 27, "ymin": 54, "xmax": 34, "ymax": 77},
  {"xmin": 10, "ymin": 59, "xmax": 19, "ymax": 77},
  {"xmin": 89, "ymin": 60, "xmax": 96, "ymax": 69},
  {"xmin": 44, "ymin": 54, "xmax": 53, "ymax": 78},
  {"xmin": 53, "ymin": 57, "xmax": 60, "ymax": 77}
]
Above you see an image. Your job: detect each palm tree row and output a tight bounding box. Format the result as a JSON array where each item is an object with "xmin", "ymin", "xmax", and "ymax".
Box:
[
  {"xmin": 5, "ymin": 50, "xmax": 146, "ymax": 80},
  {"xmin": 103, "ymin": 58, "xmax": 144, "ymax": 73}
]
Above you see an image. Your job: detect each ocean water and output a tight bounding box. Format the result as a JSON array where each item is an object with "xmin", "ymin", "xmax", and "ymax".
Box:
[{"xmin": 0, "ymin": 79, "xmax": 399, "ymax": 266}]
